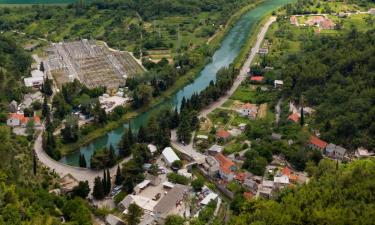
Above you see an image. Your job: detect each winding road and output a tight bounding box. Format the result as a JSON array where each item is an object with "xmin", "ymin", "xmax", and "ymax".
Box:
[{"xmin": 34, "ymin": 16, "xmax": 276, "ymax": 189}]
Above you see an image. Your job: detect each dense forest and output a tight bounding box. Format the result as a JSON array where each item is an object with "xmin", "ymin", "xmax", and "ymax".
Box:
[
  {"xmin": 278, "ymin": 28, "xmax": 375, "ymax": 150},
  {"xmin": 229, "ymin": 159, "xmax": 375, "ymax": 225}
]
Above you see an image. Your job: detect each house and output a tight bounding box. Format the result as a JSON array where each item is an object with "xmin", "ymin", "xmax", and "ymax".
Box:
[
  {"xmin": 208, "ymin": 144, "xmax": 224, "ymax": 155},
  {"xmin": 258, "ymin": 48, "xmax": 268, "ymax": 54},
  {"xmin": 240, "ymin": 103, "xmax": 258, "ymax": 119},
  {"xmin": 203, "ymin": 156, "xmax": 220, "ymax": 176},
  {"xmin": 238, "ymin": 123, "xmax": 247, "ymax": 131},
  {"xmin": 161, "ymin": 147, "xmax": 180, "ymax": 167},
  {"xmin": 243, "ymin": 178, "xmax": 258, "ymax": 193},
  {"xmin": 262, "ymin": 180, "xmax": 274, "ymax": 189},
  {"xmin": 355, "ymin": 147, "xmax": 374, "ymax": 158},
  {"xmin": 271, "ymin": 133, "xmax": 282, "ymax": 141},
  {"xmin": 259, "ymin": 187, "xmax": 273, "ymax": 198},
  {"xmin": 119, "ymin": 195, "xmax": 157, "ymax": 213},
  {"xmin": 234, "ymin": 172, "xmax": 248, "ymax": 184},
  {"xmin": 134, "ymin": 180, "xmax": 151, "ymax": 194},
  {"xmin": 216, "ymin": 129, "xmax": 231, "ymax": 142},
  {"xmin": 24, "ymin": 70, "xmax": 45, "ymax": 88},
  {"xmin": 177, "ymin": 168, "xmax": 192, "ymax": 179},
  {"xmin": 153, "ymin": 184, "xmax": 189, "ymax": 222},
  {"xmin": 273, "ymin": 175, "xmax": 289, "ymax": 189},
  {"xmin": 60, "ymin": 174, "xmax": 79, "ymax": 194},
  {"xmin": 325, "ymin": 143, "xmax": 347, "ymax": 160},
  {"xmin": 309, "ymin": 136, "xmax": 328, "ymax": 151},
  {"xmin": 250, "ymin": 76, "xmax": 264, "ymax": 82},
  {"xmin": 215, "ymin": 153, "xmax": 237, "ymax": 182},
  {"xmin": 105, "ymin": 214, "xmax": 125, "ymax": 225},
  {"xmin": 146, "ymin": 173, "xmax": 161, "ymax": 186},
  {"xmin": 200, "ymin": 192, "xmax": 218, "ymax": 206},
  {"xmin": 319, "ymin": 19, "xmax": 335, "ymax": 29},
  {"xmin": 290, "ymin": 15, "xmax": 298, "ymax": 25},
  {"xmin": 8, "ymin": 100, "xmax": 18, "ymax": 113},
  {"xmin": 274, "ymin": 80, "xmax": 283, "ymax": 88},
  {"xmin": 7, "ymin": 113, "xmax": 41, "ymax": 127},
  {"xmin": 287, "ymin": 113, "xmax": 300, "ymax": 123}
]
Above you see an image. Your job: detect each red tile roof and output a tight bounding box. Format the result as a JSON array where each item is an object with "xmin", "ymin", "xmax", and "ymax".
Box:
[
  {"xmin": 243, "ymin": 192, "xmax": 253, "ymax": 200},
  {"xmin": 242, "ymin": 103, "xmax": 257, "ymax": 110},
  {"xmin": 216, "ymin": 129, "xmax": 231, "ymax": 139},
  {"xmin": 215, "ymin": 153, "xmax": 236, "ymax": 174},
  {"xmin": 8, "ymin": 113, "xmax": 40, "ymax": 125},
  {"xmin": 310, "ymin": 136, "xmax": 328, "ymax": 149},
  {"xmin": 235, "ymin": 172, "xmax": 247, "ymax": 183},
  {"xmin": 288, "ymin": 113, "xmax": 300, "ymax": 123},
  {"xmin": 282, "ymin": 167, "xmax": 291, "ymax": 176},
  {"xmin": 250, "ymin": 76, "xmax": 264, "ymax": 82}
]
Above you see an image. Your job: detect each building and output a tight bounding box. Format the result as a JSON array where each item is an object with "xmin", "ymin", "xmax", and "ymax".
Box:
[
  {"xmin": 216, "ymin": 130, "xmax": 231, "ymax": 142},
  {"xmin": 250, "ymin": 76, "xmax": 264, "ymax": 82},
  {"xmin": 238, "ymin": 123, "xmax": 247, "ymax": 131},
  {"xmin": 309, "ymin": 136, "xmax": 328, "ymax": 151},
  {"xmin": 161, "ymin": 147, "xmax": 180, "ymax": 166},
  {"xmin": 258, "ymin": 48, "xmax": 268, "ymax": 54},
  {"xmin": 148, "ymin": 144, "xmax": 158, "ymax": 155},
  {"xmin": 208, "ymin": 144, "xmax": 223, "ymax": 155},
  {"xmin": 202, "ymin": 156, "xmax": 220, "ymax": 177},
  {"xmin": 153, "ymin": 184, "xmax": 189, "ymax": 222},
  {"xmin": 271, "ymin": 133, "xmax": 282, "ymax": 141},
  {"xmin": 146, "ymin": 173, "xmax": 161, "ymax": 186},
  {"xmin": 177, "ymin": 168, "xmax": 192, "ymax": 179},
  {"xmin": 200, "ymin": 192, "xmax": 218, "ymax": 206},
  {"xmin": 355, "ymin": 147, "xmax": 374, "ymax": 158},
  {"xmin": 273, "ymin": 175, "xmax": 289, "ymax": 189},
  {"xmin": 259, "ymin": 187, "xmax": 273, "ymax": 198},
  {"xmin": 319, "ymin": 19, "xmax": 335, "ymax": 29},
  {"xmin": 134, "ymin": 180, "xmax": 151, "ymax": 194},
  {"xmin": 274, "ymin": 80, "xmax": 283, "ymax": 88},
  {"xmin": 60, "ymin": 174, "xmax": 79, "ymax": 194},
  {"xmin": 243, "ymin": 178, "xmax": 258, "ymax": 193},
  {"xmin": 239, "ymin": 103, "xmax": 258, "ymax": 119},
  {"xmin": 287, "ymin": 113, "xmax": 300, "ymax": 123},
  {"xmin": 24, "ymin": 69, "xmax": 45, "ymax": 88},
  {"xmin": 119, "ymin": 195, "xmax": 157, "ymax": 213},
  {"xmin": 325, "ymin": 143, "xmax": 347, "ymax": 160},
  {"xmin": 215, "ymin": 153, "xmax": 237, "ymax": 182},
  {"xmin": 8, "ymin": 100, "xmax": 18, "ymax": 113},
  {"xmin": 290, "ymin": 15, "xmax": 298, "ymax": 25},
  {"xmin": 369, "ymin": 8, "xmax": 375, "ymax": 15},
  {"xmin": 7, "ymin": 113, "xmax": 41, "ymax": 127},
  {"xmin": 105, "ymin": 214, "xmax": 125, "ymax": 225}
]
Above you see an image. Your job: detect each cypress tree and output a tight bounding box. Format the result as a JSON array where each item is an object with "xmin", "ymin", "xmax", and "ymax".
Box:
[
  {"xmin": 79, "ymin": 153, "xmax": 87, "ymax": 168},
  {"xmin": 42, "ymin": 95, "xmax": 49, "ymax": 118},
  {"xmin": 300, "ymin": 106, "xmax": 304, "ymax": 126},
  {"xmin": 106, "ymin": 169, "xmax": 111, "ymax": 194},
  {"xmin": 102, "ymin": 170, "xmax": 107, "ymax": 195},
  {"xmin": 109, "ymin": 144, "xmax": 116, "ymax": 165},
  {"xmin": 137, "ymin": 125, "xmax": 147, "ymax": 143},
  {"xmin": 93, "ymin": 176, "xmax": 104, "ymax": 199},
  {"xmin": 33, "ymin": 152, "xmax": 37, "ymax": 175},
  {"xmin": 119, "ymin": 128, "xmax": 131, "ymax": 157},
  {"xmin": 128, "ymin": 124, "xmax": 135, "ymax": 146},
  {"xmin": 115, "ymin": 165, "xmax": 123, "ymax": 185}
]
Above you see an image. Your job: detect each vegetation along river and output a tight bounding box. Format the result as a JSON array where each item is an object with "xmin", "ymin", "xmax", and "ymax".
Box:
[{"xmin": 59, "ymin": 0, "xmax": 293, "ymax": 167}]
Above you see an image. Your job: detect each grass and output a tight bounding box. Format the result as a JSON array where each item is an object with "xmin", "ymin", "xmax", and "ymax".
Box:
[{"xmin": 230, "ymin": 84, "xmax": 257, "ymax": 102}]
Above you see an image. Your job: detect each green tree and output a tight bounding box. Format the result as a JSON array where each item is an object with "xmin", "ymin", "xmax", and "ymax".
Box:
[
  {"xmin": 115, "ymin": 165, "xmax": 123, "ymax": 185},
  {"xmin": 125, "ymin": 203, "xmax": 143, "ymax": 225},
  {"xmin": 61, "ymin": 115, "xmax": 79, "ymax": 143},
  {"xmin": 137, "ymin": 125, "xmax": 147, "ymax": 143},
  {"xmin": 191, "ymin": 177, "xmax": 204, "ymax": 192},
  {"xmin": 165, "ymin": 215, "xmax": 185, "ymax": 225},
  {"xmin": 72, "ymin": 181, "xmax": 90, "ymax": 198},
  {"xmin": 79, "ymin": 153, "xmax": 87, "ymax": 168},
  {"xmin": 93, "ymin": 176, "xmax": 104, "ymax": 199}
]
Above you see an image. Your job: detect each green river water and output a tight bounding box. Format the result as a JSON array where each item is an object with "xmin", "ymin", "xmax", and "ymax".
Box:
[{"xmin": 59, "ymin": 0, "xmax": 293, "ymax": 167}]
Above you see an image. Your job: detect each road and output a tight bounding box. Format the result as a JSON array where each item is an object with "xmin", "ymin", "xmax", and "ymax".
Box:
[
  {"xmin": 34, "ymin": 133, "xmax": 131, "ymax": 190},
  {"xmin": 199, "ymin": 16, "xmax": 277, "ymax": 118},
  {"xmin": 171, "ymin": 17, "xmax": 277, "ymax": 159}
]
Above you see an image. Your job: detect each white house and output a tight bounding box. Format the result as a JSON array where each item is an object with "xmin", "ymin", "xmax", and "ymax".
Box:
[
  {"xmin": 147, "ymin": 144, "xmax": 158, "ymax": 155},
  {"xmin": 24, "ymin": 77, "xmax": 44, "ymax": 88},
  {"xmin": 200, "ymin": 192, "xmax": 218, "ymax": 206},
  {"xmin": 239, "ymin": 103, "xmax": 258, "ymax": 119},
  {"xmin": 161, "ymin": 147, "xmax": 180, "ymax": 166},
  {"xmin": 274, "ymin": 80, "xmax": 283, "ymax": 88}
]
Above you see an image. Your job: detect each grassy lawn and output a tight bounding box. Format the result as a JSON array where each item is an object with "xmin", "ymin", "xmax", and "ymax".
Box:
[{"xmin": 230, "ymin": 84, "xmax": 256, "ymax": 102}]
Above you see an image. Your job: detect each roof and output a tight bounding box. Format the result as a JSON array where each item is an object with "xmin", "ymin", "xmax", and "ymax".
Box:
[
  {"xmin": 197, "ymin": 134, "xmax": 208, "ymax": 140},
  {"xmin": 274, "ymin": 175, "xmax": 289, "ymax": 184},
  {"xmin": 250, "ymin": 76, "xmax": 264, "ymax": 82},
  {"xmin": 162, "ymin": 181, "xmax": 175, "ymax": 189},
  {"xmin": 309, "ymin": 136, "xmax": 328, "ymax": 149},
  {"xmin": 335, "ymin": 145, "xmax": 347, "ymax": 155},
  {"xmin": 281, "ymin": 167, "xmax": 291, "ymax": 176},
  {"xmin": 241, "ymin": 103, "xmax": 258, "ymax": 111},
  {"xmin": 135, "ymin": 180, "xmax": 151, "ymax": 190},
  {"xmin": 153, "ymin": 184, "xmax": 188, "ymax": 215},
  {"xmin": 215, "ymin": 153, "xmax": 236, "ymax": 174},
  {"xmin": 216, "ymin": 129, "xmax": 231, "ymax": 139},
  {"xmin": 105, "ymin": 214, "xmax": 125, "ymax": 225},
  {"xmin": 235, "ymin": 172, "xmax": 247, "ymax": 183},
  {"xmin": 24, "ymin": 76, "xmax": 44, "ymax": 87},
  {"xmin": 274, "ymin": 80, "xmax": 283, "ymax": 85},
  {"xmin": 243, "ymin": 192, "xmax": 253, "ymax": 200},
  {"xmin": 200, "ymin": 192, "xmax": 218, "ymax": 205},
  {"xmin": 8, "ymin": 113, "xmax": 40, "ymax": 125},
  {"xmin": 288, "ymin": 113, "xmax": 300, "ymax": 123},
  {"xmin": 31, "ymin": 70, "xmax": 44, "ymax": 78},
  {"xmin": 147, "ymin": 144, "xmax": 157, "ymax": 153},
  {"xmin": 121, "ymin": 195, "xmax": 157, "ymax": 212},
  {"xmin": 262, "ymin": 180, "xmax": 274, "ymax": 188},
  {"xmin": 162, "ymin": 147, "xmax": 180, "ymax": 164},
  {"xmin": 208, "ymin": 144, "xmax": 223, "ymax": 153},
  {"xmin": 326, "ymin": 143, "xmax": 336, "ymax": 153}
]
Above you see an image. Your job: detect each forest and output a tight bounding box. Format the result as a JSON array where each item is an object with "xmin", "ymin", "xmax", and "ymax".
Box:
[
  {"xmin": 229, "ymin": 159, "xmax": 375, "ymax": 225},
  {"xmin": 277, "ymin": 28, "xmax": 375, "ymax": 150}
]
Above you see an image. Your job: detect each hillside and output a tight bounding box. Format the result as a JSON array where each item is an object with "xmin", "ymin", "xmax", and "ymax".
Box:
[{"xmin": 229, "ymin": 159, "xmax": 375, "ymax": 225}]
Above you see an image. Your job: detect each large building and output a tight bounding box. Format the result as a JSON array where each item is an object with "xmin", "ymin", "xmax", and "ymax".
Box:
[{"xmin": 161, "ymin": 147, "xmax": 180, "ymax": 167}]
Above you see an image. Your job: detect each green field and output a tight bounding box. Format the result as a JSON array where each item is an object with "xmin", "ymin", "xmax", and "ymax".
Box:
[{"xmin": 0, "ymin": 0, "xmax": 77, "ymax": 4}]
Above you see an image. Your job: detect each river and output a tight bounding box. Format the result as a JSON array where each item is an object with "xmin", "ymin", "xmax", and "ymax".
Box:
[{"xmin": 60, "ymin": 0, "xmax": 293, "ymax": 167}]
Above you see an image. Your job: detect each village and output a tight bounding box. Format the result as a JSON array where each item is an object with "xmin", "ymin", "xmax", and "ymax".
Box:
[{"xmin": 1, "ymin": 1, "xmax": 374, "ymax": 225}]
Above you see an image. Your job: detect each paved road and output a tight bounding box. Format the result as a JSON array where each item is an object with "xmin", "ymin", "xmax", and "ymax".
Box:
[
  {"xmin": 199, "ymin": 16, "xmax": 277, "ymax": 118},
  {"xmin": 34, "ymin": 133, "xmax": 131, "ymax": 190}
]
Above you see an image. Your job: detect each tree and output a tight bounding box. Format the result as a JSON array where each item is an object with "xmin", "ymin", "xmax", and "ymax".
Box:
[
  {"xmin": 25, "ymin": 119, "xmax": 35, "ymax": 140},
  {"xmin": 105, "ymin": 169, "xmax": 111, "ymax": 195},
  {"xmin": 119, "ymin": 128, "xmax": 132, "ymax": 157},
  {"xmin": 137, "ymin": 125, "xmax": 147, "ymax": 143},
  {"xmin": 300, "ymin": 106, "xmax": 304, "ymax": 126},
  {"xmin": 79, "ymin": 154, "xmax": 87, "ymax": 168},
  {"xmin": 61, "ymin": 115, "xmax": 79, "ymax": 143},
  {"xmin": 125, "ymin": 203, "xmax": 143, "ymax": 225},
  {"xmin": 72, "ymin": 181, "xmax": 90, "ymax": 198},
  {"xmin": 39, "ymin": 61, "xmax": 45, "ymax": 72},
  {"xmin": 115, "ymin": 165, "xmax": 123, "ymax": 185},
  {"xmin": 165, "ymin": 215, "xmax": 185, "ymax": 225},
  {"xmin": 191, "ymin": 177, "xmax": 204, "ymax": 192},
  {"xmin": 171, "ymin": 160, "xmax": 183, "ymax": 170},
  {"xmin": 43, "ymin": 78, "xmax": 53, "ymax": 96},
  {"xmin": 93, "ymin": 176, "xmax": 104, "ymax": 199},
  {"xmin": 33, "ymin": 152, "xmax": 37, "ymax": 176},
  {"xmin": 102, "ymin": 170, "xmax": 108, "ymax": 195},
  {"xmin": 42, "ymin": 95, "xmax": 49, "ymax": 118}
]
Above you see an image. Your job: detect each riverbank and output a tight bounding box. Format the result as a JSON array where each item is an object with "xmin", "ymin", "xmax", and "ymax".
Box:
[{"xmin": 58, "ymin": 0, "xmax": 264, "ymax": 156}]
